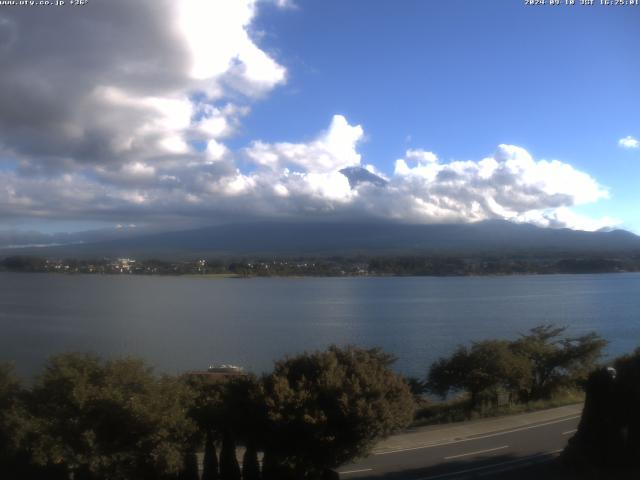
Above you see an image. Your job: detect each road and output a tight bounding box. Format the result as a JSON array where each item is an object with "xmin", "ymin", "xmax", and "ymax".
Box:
[{"xmin": 337, "ymin": 405, "xmax": 582, "ymax": 479}]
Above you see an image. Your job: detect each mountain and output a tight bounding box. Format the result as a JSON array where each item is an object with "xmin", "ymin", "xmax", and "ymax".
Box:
[
  {"xmin": 339, "ymin": 167, "xmax": 388, "ymax": 188},
  {"xmin": 4, "ymin": 220, "xmax": 640, "ymax": 259},
  {"xmin": 0, "ymin": 224, "xmax": 144, "ymax": 249}
]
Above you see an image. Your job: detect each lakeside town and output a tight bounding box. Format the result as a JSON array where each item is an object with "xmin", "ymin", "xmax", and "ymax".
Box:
[{"xmin": 2, "ymin": 254, "xmax": 640, "ymax": 277}]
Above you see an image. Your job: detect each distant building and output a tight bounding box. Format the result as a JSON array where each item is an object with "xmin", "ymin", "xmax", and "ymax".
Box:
[{"xmin": 111, "ymin": 257, "xmax": 136, "ymax": 273}]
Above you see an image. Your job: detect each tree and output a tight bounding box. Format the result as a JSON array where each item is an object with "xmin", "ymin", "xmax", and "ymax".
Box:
[
  {"xmin": 262, "ymin": 345, "xmax": 414, "ymax": 478},
  {"xmin": 27, "ymin": 353, "xmax": 197, "ymax": 480},
  {"xmin": 405, "ymin": 376, "xmax": 428, "ymax": 398},
  {"xmin": 178, "ymin": 449, "xmax": 200, "ymax": 480},
  {"xmin": 202, "ymin": 431, "xmax": 219, "ymax": 480},
  {"xmin": 186, "ymin": 372, "xmax": 268, "ymax": 480},
  {"xmin": 0, "ymin": 363, "xmax": 21, "ymax": 455},
  {"xmin": 219, "ymin": 430, "xmax": 241, "ymax": 480},
  {"xmin": 186, "ymin": 373, "xmax": 267, "ymax": 479},
  {"xmin": 241, "ymin": 442, "xmax": 260, "ymax": 480},
  {"xmin": 0, "ymin": 363, "xmax": 31, "ymax": 477},
  {"xmin": 222, "ymin": 375, "xmax": 269, "ymax": 449},
  {"xmin": 427, "ymin": 325, "xmax": 608, "ymax": 409},
  {"xmin": 512, "ymin": 325, "xmax": 607, "ymax": 400},
  {"xmin": 427, "ymin": 340, "xmax": 530, "ymax": 410},
  {"xmin": 261, "ymin": 449, "xmax": 288, "ymax": 480},
  {"xmin": 0, "ymin": 363, "xmax": 74, "ymax": 480}
]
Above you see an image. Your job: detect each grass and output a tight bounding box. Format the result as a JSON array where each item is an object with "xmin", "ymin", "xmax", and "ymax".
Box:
[{"xmin": 411, "ymin": 389, "xmax": 584, "ymax": 427}]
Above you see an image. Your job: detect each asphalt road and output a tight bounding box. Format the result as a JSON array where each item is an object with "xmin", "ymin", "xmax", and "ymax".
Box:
[{"xmin": 337, "ymin": 412, "xmax": 581, "ymax": 479}]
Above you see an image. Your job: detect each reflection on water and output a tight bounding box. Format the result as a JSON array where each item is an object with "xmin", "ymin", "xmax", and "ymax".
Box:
[{"xmin": 1, "ymin": 272, "xmax": 640, "ymax": 379}]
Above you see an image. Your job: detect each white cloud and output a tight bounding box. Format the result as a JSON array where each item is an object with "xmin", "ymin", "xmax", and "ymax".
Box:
[
  {"xmin": 0, "ymin": 108, "xmax": 613, "ymax": 232},
  {"xmin": 205, "ymin": 140, "xmax": 230, "ymax": 163},
  {"xmin": 618, "ymin": 136, "xmax": 639, "ymax": 149},
  {"xmin": 273, "ymin": 0, "xmax": 297, "ymax": 8},
  {"xmin": 517, "ymin": 208, "xmax": 618, "ymax": 232},
  {"xmin": 0, "ymin": 1, "xmax": 614, "ymax": 234},
  {"xmin": 299, "ymin": 171, "xmax": 353, "ymax": 201},
  {"xmin": 0, "ymin": 0, "xmax": 285, "ymax": 171},
  {"xmin": 382, "ymin": 143, "xmax": 608, "ymax": 228},
  {"xmin": 245, "ymin": 114, "xmax": 364, "ymax": 173},
  {"xmin": 394, "ymin": 149, "xmax": 440, "ymax": 178},
  {"xmin": 175, "ymin": 0, "xmax": 285, "ymax": 93}
]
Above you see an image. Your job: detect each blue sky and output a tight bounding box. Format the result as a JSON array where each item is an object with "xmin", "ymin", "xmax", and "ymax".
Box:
[
  {"xmin": 0, "ymin": 0, "xmax": 638, "ymax": 240},
  {"xmin": 246, "ymin": 0, "xmax": 640, "ymax": 229}
]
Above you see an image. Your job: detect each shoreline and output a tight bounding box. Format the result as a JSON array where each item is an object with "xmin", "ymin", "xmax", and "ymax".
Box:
[{"xmin": 1, "ymin": 270, "xmax": 639, "ymax": 279}]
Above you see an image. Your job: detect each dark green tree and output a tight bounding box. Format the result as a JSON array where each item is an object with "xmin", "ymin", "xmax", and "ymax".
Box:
[
  {"xmin": 184, "ymin": 374, "xmax": 225, "ymax": 437},
  {"xmin": 405, "ymin": 376, "xmax": 428, "ymax": 398},
  {"xmin": 27, "ymin": 353, "xmax": 197, "ymax": 480},
  {"xmin": 427, "ymin": 326, "xmax": 607, "ymax": 409},
  {"xmin": 0, "ymin": 363, "xmax": 36, "ymax": 478},
  {"xmin": 428, "ymin": 340, "xmax": 530, "ymax": 409},
  {"xmin": 260, "ymin": 449, "xmax": 284, "ymax": 480},
  {"xmin": 0, "ymin": 363, "xmax": 22, "ymax": 455},
  {"xmin": 241, "ymin": 442, "xmax": 260, "ymax": 480},
  {"xmin": 178, "ymin": 449, "xmax": 200, "ymax": 480},
  {"xmin": 223, "ymin": 376, "xmax": 269, "ymax": 451},
  {"xmin": 185, "ymin": 373, "xmax": 266, "ymax": 478},
  {"xmin": 219, "ymin": 430, "xmax": 241, "ymax": 480},
  {"xmin": 262, "ymin": 345, "xmax": 414, "ymax": 478},
  {"xmin": 202, "ymin": 431, "xmax": 219, "ymax": 480},
  {"xmin": 512, "ymin": 325, "xmax": 607, "ymax": 399}
]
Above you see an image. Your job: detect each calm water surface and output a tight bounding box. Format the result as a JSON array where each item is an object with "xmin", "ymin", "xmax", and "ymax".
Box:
[{"xmin": 1, "ymin": 272, "xmax": 640, "ymax": 379}]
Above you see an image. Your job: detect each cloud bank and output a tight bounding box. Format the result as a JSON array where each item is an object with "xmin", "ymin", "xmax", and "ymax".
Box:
[{"xmin": 0, "ymin": 0, "xmax": 613, "ymax": 234}]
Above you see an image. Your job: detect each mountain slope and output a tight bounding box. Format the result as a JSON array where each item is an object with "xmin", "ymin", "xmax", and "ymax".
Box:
[{"xmin": 5, "ymin": 220, "xmax": 640, "ymax": 259}]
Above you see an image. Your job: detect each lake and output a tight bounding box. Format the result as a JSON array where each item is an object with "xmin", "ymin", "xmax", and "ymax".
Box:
[{"xmin": 1, "ymin": 272, "xmax": 639, "ymax": 380}]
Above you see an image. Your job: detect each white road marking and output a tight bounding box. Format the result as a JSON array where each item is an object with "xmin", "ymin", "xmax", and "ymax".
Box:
[
  {"xmin": 338, "ymin": 468, "xmax": 373, "ymax": 475},
  {"xmin": 444, "ymin": 445, "xmax": 509, "ymax": 460},
  {"xmin": 562, "ymin": 428, "xmax": 578, "ymax": 435},
  {"xmin": 375, "ymin": 415, "xmax": 580, "ymax": 455},
  {"xmin": 417, "ymin": 449, "xmax": 563, "ymax": 480}
]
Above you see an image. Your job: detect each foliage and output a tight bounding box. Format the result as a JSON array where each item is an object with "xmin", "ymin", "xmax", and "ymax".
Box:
[
  {"xmin": 0, "ymin": 363, "xmax": 23, "ymax": 455},
  {"xmin": 219, "ymin": 431, "xmax": 241, "ymax": 480},
  {"xmin": 184, "ymin": 373, "xmax": 226, "ymax": 435},
  {"xmin": 414, "ymin": 389, "xmax": 584, "ymax": 427},
  {"xmin": 512, "ymin": 325, "xmax": 607, "ymax": 400},
  {"xmin": 405, "ymin": 376, "xmax": 428, "ymax": 397},
  {"xmin": 201, "ymin": 432, "xmax": 219, "ymax": 480},
  {"xmin": 261, "ymin": 448, "xmax": 289, "ymax": 480},
  {"xmin": 241, "ymin": 443, "xmax": 260, "ymax": 480},
  {"xmin": 0, "ymin": 256, "xmax": 47, "ymax": 272},
  {"xmin": 178, "ymin": 450, "xmax": 199, "ymax": 480},
  {"xmin": 185, "ymin": 372, "xmax": 268, "ymax": 478},
  {"xmin": 3, "ymin": 335, "xmax": 603, "ymax": 479},
  {"xmin": 223, "ymin": 375, "xmax": 269, "ymax": 446},
  {"xmin": 428, "ymin": 340, "xmax": 530, "ymax": 409},
  {"xmin": 262, "ymin": 345, "xmax": 415, "ymax": 477},
  {"xmin": 427, "ymin": 325, "xmax": 606, "ymax": 409},
  {"xmin": 0, "ymin": 362, "xmax": 34, "ymax": 477},
  {"xmin": 26, "ymin": 353, "xmax": 197, "ymax": 480}
]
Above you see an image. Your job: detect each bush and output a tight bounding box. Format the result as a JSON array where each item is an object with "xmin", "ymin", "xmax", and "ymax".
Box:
[
  {"xmin": 262, "ymin": 345, "xmax": 415, "ymax": 478},
  {"xmin": 427, "ymin": 325, "xmax": 606, "ymax": 410},
  {"xmin": 26, "ymin": 353, "xmax": 197, "ymax": 480}
]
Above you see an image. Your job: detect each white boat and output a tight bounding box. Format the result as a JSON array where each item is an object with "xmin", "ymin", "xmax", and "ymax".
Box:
[{"xmin": 207, "ymin": 364, "xmax": 245, "ymax": 373}]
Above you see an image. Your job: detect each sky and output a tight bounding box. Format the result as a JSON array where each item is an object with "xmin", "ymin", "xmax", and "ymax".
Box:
[{"xmin": 0, "ymin": 0, "xmax": 638, "ymax": 243}]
